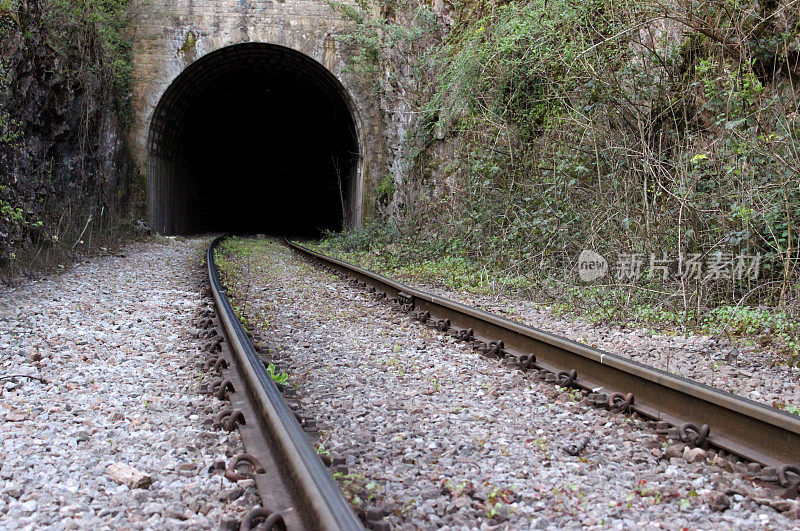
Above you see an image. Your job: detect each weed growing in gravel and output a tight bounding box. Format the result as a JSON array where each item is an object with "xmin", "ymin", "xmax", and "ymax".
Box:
[
  {"xmin": 399, "ymin": 499, "xmax": 416, "ymax": 516},
  {"xmin": 484, "ymin": 503, "xmax": 501, "ymax": 518},
  {"xmin": 441, "ymin": 479, "xmax": 475, "ymax": 498},
  {"xmin": 529, "ymin": 437, "xmax": 547, "ymax": 452},
  {"xmin": 485, "ymin": 485, "xmax": 516, "ymax": 519},
  {"xmin": 772, "ymin": 400, "xmax": 800, "ymax": 416},
  {"xmin": 383, "ymin": 356, "xmax": 406, "ymax": 376},
  {"xmin": 331, "ymin": 472, "xmax": 381, "ymax": 508},
  {"xmin": 677, "ymin": 490, "xmax": 699, "ymax": 511},
  {"xmin": 487, "ymin": 484, "xmax": 515, "ymax": 501},
  {"xmin": 365, "ymin": 481, "xmax": 380, "ymax": 501},
  {"xmin": 265, "ymin": 363, "xmax": 288, "ymax": 385},
  {"xmin": 232, "ymin": 306, "xmax": 249, "ymax": 327},
  {"xmin": 551, "ymin": 482, "xmax": 584, "ymax": 517},
  {"xmin": 315, "ymin": 444, "xmax": 331, "ymax": 457},
  {"xmin": 626, "ymin": 481, "xmax": 666, "ymax": 507},
  {"xmin": 566, "ymin": 389, "xmax": 582, "ymax": 402},
  {"xmin": 253, "ymin": 306, "xmax": 272, "ymax": 330}
]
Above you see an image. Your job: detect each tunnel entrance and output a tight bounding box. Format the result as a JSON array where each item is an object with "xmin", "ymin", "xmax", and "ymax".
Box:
[{"xmin": 147, "ymin": 43, "xmax": 360, "ymax": 235}]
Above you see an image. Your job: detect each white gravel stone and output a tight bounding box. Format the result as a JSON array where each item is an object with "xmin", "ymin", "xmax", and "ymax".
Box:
[
  {"xmin": 106, "ymin": 463, "xmax": 152, "ymax": 489},
  {"xmin": 0, "ymin": 237, "xmax": 259, "ymax": 529}
]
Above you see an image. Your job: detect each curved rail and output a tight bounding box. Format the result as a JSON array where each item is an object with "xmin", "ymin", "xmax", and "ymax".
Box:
[
  {"xmin": 286, "ymin": 239, "xmax": 800, "ymax": 470},
  {"xmin": 208, "ymin": 237, "xmax": 363, "ymax": 530}
]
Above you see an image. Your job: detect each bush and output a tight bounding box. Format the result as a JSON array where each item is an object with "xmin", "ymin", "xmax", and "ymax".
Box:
[{"xmin": 323, "ymin": 0, "xmax": 800, "ymax": 362}]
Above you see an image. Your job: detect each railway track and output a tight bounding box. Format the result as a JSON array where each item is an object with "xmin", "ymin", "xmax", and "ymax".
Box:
[
  {"xmin": 205, "ymin": 235, "xmax": 800, "ymax": 528},
  {"xmin": 204, "ymin": 236, "xmax": 364, "ymax": 530},
  {"xmin": 284, "ymin": 239, "xmax": 800, "ymax": 495}
]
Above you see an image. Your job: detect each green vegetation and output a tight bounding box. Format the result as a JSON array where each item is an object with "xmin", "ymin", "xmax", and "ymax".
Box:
[
  {"xmin": 327, "ymin": 0, "xmax": 436, "ymax": 88},
  {"xmin": 177, "ymin": 30, "xmax": 198, "ymax": 57},
  {"xmin": 313, "ymin": 231, "xmax": 800, "ymax": 365},
  {"xmin": 315, "ymin": 444, "xmax": 331, "ymax": 457},
  {"xmin": 214, "ymin": 237, "xmax": 272, "ymax": 327},
  {"xmin": 322, "ymin": 0, "xmax": 800, "ymax": 365},
  {"xmin": 266, "ymin": 362, "xmax": 289, "ymax": 385},
  {"xmin": 214, "ymin": 238, "xmax": 291, "ymax": 381},
  {"xmin": 775, "ymin": 402, "xmax": 800, "ymax": 415},
  {"xmin": 49, "ymin": 0, "xmax": 133, "ymax": 120},
  {"xmin": 331, "ymin": 471, "xmax": 383, "ymax": 508},
  {"xmin": 376, "ymin": 175, "xmax": 396, "ymax": 209}
]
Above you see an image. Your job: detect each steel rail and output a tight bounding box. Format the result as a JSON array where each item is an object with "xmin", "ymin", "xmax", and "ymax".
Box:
[
  {"xmin": 208, "ymin": 236, "xmax": 364, "ymax": 530},
  {"xmin": 286, "ymin": 239, "xmax": 800, "ymax": 470}
]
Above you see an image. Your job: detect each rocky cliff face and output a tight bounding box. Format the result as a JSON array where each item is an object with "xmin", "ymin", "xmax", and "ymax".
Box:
[
  {"xmin": 371, "ymin": 0, "xmax": 453, "ymax": 220},
  {"xmin": 0, "ymin": 0, "xmax": 132, "ymax": 269}
]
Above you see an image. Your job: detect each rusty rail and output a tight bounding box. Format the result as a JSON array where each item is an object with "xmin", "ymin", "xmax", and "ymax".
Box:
[
  {"xmin": 208, "ymin": 236, "xmax": 364, "ymax": 530},
  {"xmin": 286, "ymin": 239, "xmax": 800, "ymax": 471}
]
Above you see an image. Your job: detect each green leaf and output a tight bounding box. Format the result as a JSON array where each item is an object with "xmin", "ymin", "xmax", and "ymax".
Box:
[{"xmin": 725, "ymin": 118, "xmax": 745, "ymax": 130}]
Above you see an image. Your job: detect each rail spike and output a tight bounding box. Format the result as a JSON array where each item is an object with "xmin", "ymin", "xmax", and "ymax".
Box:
[
  {"xmin": 516, "ymin": 353, "xmax": 536, "ymax": 371},
  {"xmin": 209, "ymin": 378, "xmax": 235, "ymax": 400},
  {"xmin": 556, "ymin": 369, "xmax": 578, "ymax": 388},
  {"xmin": 776, "ymin": 464, "xmax": 800, "ymax": 499},
  {"xmin": 435, "ymin": 318, "xmax": 451, "ymax": 332},
  {"xmin": 607, "ymin": 392, "xmax": 634, "ymax": 413},
  {"xmin": 679, "ymin": 422, "xmax": 710, "ymax": 448},
  {"xmin": 239, "ymin": 507, "xmax": 286, "ymax": 531},
  {"xmin": 456, "ymin": 328, "xmax": 474, "ymax": 342},
  {"xmin": 414, "ymin": 310, "xmax": 430, "ymax": 323},
  {"xmin": 226, "ymin": 453, "xmax": 266, "ymax": 482},
  {"xmin": 214, "ymin": 408, "xmax": 246, "ymax": 432},
  {"xmin": 481, "ymin": 340, "xmax": 505, "ymax": 358}
]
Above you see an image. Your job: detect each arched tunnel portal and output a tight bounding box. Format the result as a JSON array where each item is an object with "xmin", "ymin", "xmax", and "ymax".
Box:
[{"xmin": 147, "ymin": 43, "xmax": 361, "ymax": 236}]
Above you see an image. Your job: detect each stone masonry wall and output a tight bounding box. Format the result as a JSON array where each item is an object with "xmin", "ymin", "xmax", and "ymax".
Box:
[{"xmin": 128, "ymin": 0, "xmax": 385, "ymax": 224}]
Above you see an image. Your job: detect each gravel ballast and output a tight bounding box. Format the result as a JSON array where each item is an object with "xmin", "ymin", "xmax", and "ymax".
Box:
[
  {"xmin": 386, "ymin": 281, "xmax": 800, "ymax": 415},
  {"xmin": 306, "ymin": 246, "xmax": 800, "ymax": 416},
  {"xmin": 0, "ymin": 238, "xmax": 259, "ymax": 529},
  {"xmin": 224, "ymin": 239, "xmax": 800, "ymax": 529}
]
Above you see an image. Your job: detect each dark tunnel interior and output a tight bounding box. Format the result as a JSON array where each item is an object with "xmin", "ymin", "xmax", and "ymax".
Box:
[{"xmin": 147, "ymin": 43, "xmax": 360, "ymax": 236}]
